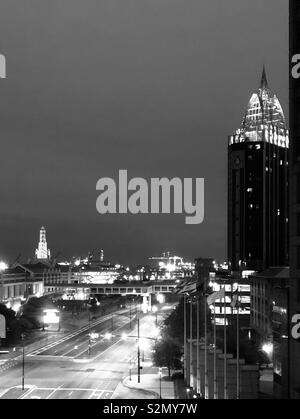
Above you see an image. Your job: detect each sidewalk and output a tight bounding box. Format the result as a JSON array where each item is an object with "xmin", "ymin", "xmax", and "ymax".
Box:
[{"xmin": 113, "ymin": 374, "xmax": 175, "ymax": 400}]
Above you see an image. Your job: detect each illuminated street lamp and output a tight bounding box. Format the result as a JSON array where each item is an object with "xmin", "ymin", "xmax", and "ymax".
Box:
[
  {"xmin": 0, "ymin": 261, "xmax": 8, "ymax": 271},
  {"xmin": 156, "ymin": 294, "xmax": 165, "ymax": 304},
  {"xmin": 43, "ymin": 309, "xmax": 60, "ymax": 333},
  {"xmin": 152, "ymin": 327, "xmax": 160, "ymax": 339},
  {"xmin": 262, "ymin": 342, "xmax": 273, "ymax": 356}
]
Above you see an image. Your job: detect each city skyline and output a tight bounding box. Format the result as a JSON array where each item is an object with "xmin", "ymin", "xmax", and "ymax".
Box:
[
  {"xmin": 0, "ymin": 0, "xmax": 298, "ymax": 402},
  {"xmin": 0, "ymin": 0, "xmax": 288, "ymax": 266}
]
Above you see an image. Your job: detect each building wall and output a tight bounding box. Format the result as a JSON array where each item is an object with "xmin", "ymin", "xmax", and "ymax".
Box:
[
  {"xmin": 0, "ymin": 271, "xmax": 44, "ymax": 308},
  {"xmin": 289, "ymin": 0, "xmax": 300, "ymax": 399},
  {"xmin": 250, "ymin": 277, "xmax": 273, "ymax": 338},
  {"xmin": 228, "ymin": 142, "xmax": 288, "ymax": 271}
]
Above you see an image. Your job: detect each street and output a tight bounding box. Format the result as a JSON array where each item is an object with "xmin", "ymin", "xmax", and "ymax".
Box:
[{"xmin": 0, "ymin": 305, "xmax": 172, "ymax": 399}]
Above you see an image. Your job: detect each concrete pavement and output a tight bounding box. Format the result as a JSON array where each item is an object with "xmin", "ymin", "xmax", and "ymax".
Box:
[{"xmin": 0, "ymin": 306, "xmax": 174, "ymax": 399}]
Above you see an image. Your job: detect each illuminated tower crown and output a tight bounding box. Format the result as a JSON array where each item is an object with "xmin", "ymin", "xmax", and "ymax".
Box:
[
  {"xmin": 229, "ymin": 67, "xmax": 289, "ymax": 148},
  {"xmin": 35, "ymin": 226, "xmax": 51, "ymax": 261}
]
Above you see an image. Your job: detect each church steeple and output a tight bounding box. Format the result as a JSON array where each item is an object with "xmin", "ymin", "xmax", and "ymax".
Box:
[
  {"xmin": 260, "ymin": 65, "xmax": 269, "ymax": 90},
  {"xmin": 35, "ymin": 226, "xmax": 51, "ymax": 261}
]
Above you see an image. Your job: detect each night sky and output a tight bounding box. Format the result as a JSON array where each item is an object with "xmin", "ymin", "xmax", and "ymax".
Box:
[{"xmin": 0, "ymin": 0, "xmax": 288, "ymax": 266}]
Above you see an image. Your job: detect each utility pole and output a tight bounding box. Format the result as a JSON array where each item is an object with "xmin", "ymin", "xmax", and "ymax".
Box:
[
  {"xmin": 21, "ymin": 333, "xmax": 25, "ymax": 391},
  {"xmin": 204, "ymin": 288, "xmax": 208, "ymax": 399},
  {"xmin": 129, "ymin": 357, "xmax": 132, "ymax": 381},
  {"xmin": 196, "ymin": 297, "xmax": 201, "ymax": 395},
  {"xmin": 88, "ymin": 310, "xmax": 91, "ymax": 356},
  {"xmin": 190, "ymin": 297, "xmax": 193, "ymax": 388},
  {"xmin": 129, "ymin": 300, "xmax": 132, "ymax": 329},
  {"xmin": 159, "ymin": 367, "xmax": 162, "ymax": 399},
  {"xmin": 137, "ymin": 317, "xmax": 141, "ymax": 383},
  {"xmin": 183, "ymin": 293, "xmax": 187, "ymax": 380}
]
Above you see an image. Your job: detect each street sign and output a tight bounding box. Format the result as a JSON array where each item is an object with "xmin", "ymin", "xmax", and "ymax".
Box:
[{"xmin": 0, "ymin": 314, "xmax": 6, "ymax": 339}]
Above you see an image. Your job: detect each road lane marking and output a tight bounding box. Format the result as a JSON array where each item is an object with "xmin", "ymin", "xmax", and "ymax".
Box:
[
  {"xmin": 46, "ymin": 385, "xmax": 63, "ymax": 399},
  {"xmin": 28, "ymin": 309, "xmax": 130, "ymax": 356}
]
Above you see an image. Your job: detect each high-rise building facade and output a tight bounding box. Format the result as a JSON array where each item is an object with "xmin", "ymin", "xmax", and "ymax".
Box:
[
  {"xmin": 289, "ymin": 0, "xmax": 300, "ymax": 400},
  {"xmin": 228, "ymin": 70, "xmax": 289, "ymax": 272},
  {"xmin": 35, "ymin": 226, "xmax": 51, "ymax": 261}
]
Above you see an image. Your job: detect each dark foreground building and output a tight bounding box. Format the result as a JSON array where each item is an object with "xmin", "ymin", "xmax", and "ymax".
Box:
[
  {"xmin": 228, "ymin": 71, "xmax": 289, "ymax": 272},
  {"xmin": 289, "ymin": 0, "xmax": 300, "ymax": 400}
]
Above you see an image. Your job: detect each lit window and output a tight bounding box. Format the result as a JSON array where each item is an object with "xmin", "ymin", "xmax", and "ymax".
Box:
[{"xmin": 247, "ymin": 188, "xmax": 253, "ymax": 193}]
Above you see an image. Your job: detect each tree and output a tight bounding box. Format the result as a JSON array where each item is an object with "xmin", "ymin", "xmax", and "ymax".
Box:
[
  {"xmin": 153, "ymin": 336, "xmax": 182, "ymax": 377},
  {"xmin": 164, "ymin": 296, "xmax": 212, "ymax": 346},
  {"xmin": 20, "ymin": 296, "xmax": 56, "ymax": 328}
]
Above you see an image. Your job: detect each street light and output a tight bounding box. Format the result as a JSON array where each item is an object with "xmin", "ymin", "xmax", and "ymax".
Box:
[
  {"xmin": 156, "ymin": 294, "xmax": 165, "ymax": 304},
  {"xmin": 137, "ymin": 317, "xmax": 141, "ymax": 383},
  {"xmin": 159, "ymin": 367, "xmax": 162, "ymax": 399},
  {"xmin": 262, "ymin": 342, "xmax": 273, "ymax": 357},
  {"xmin": 129, "ymin": 357, "xmax": 133, "ymax": 381},
  {"xmin": 21, "ymin": 333, "xmax": 25, "ymax": 391},
  {"xmin": 152, "ymin": 305, "xmax": 158, "ymax": 327}
]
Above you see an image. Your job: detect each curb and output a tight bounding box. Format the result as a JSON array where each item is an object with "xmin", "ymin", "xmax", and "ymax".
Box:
[{"xmin": 122, "ymin": 376, "xmax": 159, "ymax": 399}]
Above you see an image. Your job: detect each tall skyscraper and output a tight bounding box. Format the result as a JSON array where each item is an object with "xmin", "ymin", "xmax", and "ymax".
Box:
[
  {"xmin": 228, "ymin": 70, "xmax": 289, "ymax": 272},
  {"xmin": 35, "ymin": 226, "xmax": 51, "ymax": 261},
  {"xmin": 289, "ymin": 0, "xmax": 300, "ymax": 400}
]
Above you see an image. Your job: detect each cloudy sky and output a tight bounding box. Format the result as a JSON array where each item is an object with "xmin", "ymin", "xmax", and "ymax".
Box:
[{"xmin": 0, "ymin": 0, "xmax": 288, "ymax": 265}]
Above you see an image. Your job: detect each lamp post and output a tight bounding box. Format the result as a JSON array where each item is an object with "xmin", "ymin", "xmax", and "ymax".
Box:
[
  {"xmin": 183, "ymin": 293, "xmax": 187, "ymax": 381},
  {"xmin": 159, "ymin": 367, "xmax": 162, "ymax": 399},
  {"xmin": 137, "ymin": 317, "xmax": 141, "ymax": 383},
  {"xmin": 88, "ymin": 309, "xmax": 92, "ymax": 356},
  {"xmin": 21, "ymin": 333, "xmax": 25, "ymax": 391},
  {"xmin": 129, "ymin": 357, "xmax": 132, "ymax": 381},
  {"xmin": 129, "ymin": 300, "xmax": 132, "ymax": 329}
]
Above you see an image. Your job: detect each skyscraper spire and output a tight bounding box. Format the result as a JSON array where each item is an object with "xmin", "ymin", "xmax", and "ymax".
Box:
[{"xmin": 260, "ymin": 65, "xmax": 269, "ymax": 90}]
